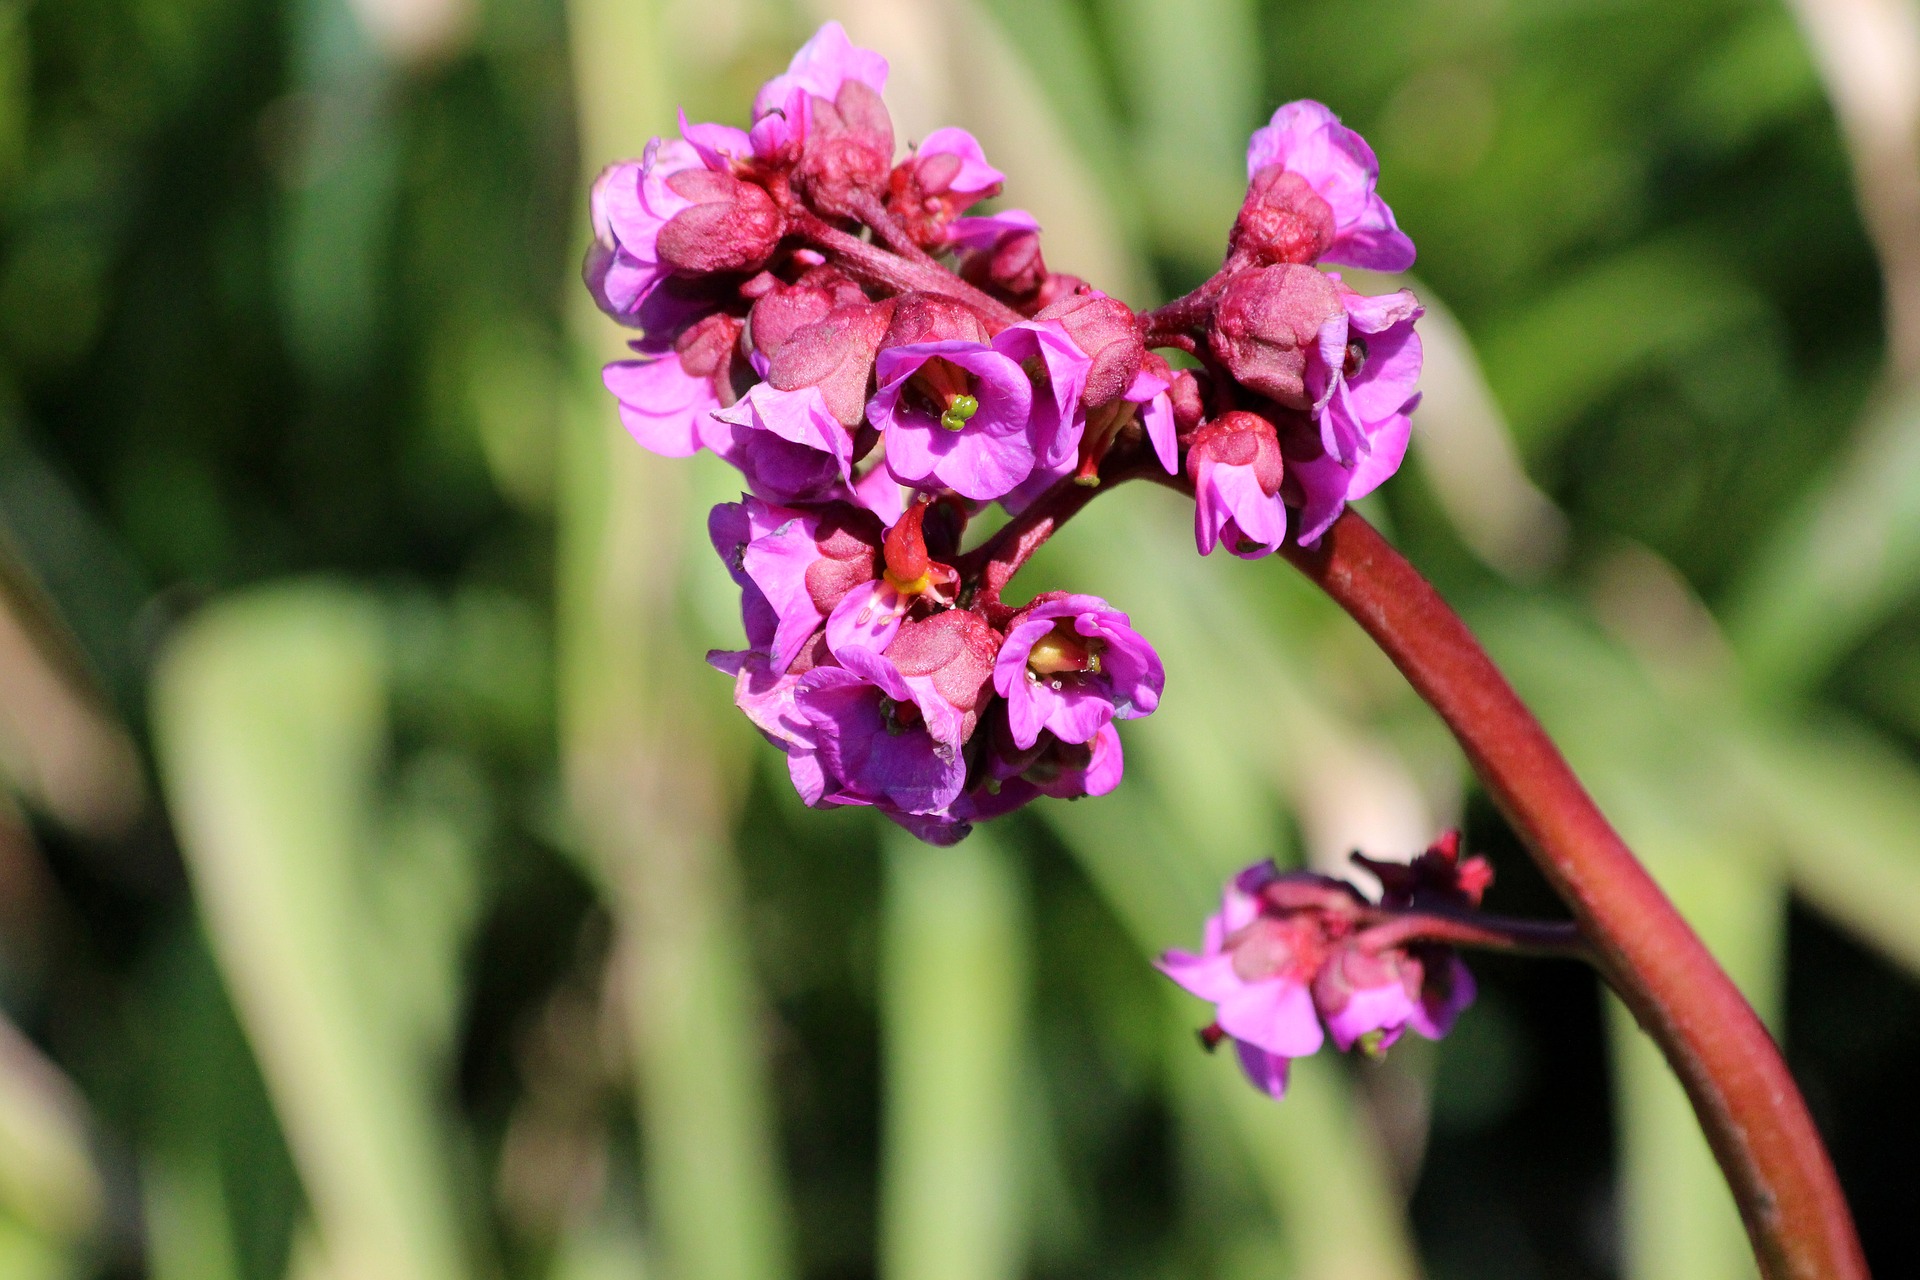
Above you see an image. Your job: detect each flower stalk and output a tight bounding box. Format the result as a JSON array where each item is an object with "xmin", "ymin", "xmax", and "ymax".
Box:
[{"xmin": 1283, "ymin": 511, "xmax": 1867, "ymax": 1280}]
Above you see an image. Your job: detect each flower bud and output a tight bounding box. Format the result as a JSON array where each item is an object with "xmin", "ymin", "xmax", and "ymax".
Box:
[
  {"xmin": 1187, "ymin": 410, "xmax": 1287, "ymax": 558},
  {"xmin": 882, "ymin": 292, "xmax": 991, "ymax": 349},
  {"xmin": 654, "ymin": 169, "xmax": 785, "ymax": 275},
  {"xmin": 747, "ymin": 266, "xmax": 868, "ymax": 358},
  {"xmin": 796, "ymin": 79, "xmax": 896, "ymax": 219},
  {"xmin": 887, "ymin": 127, "xmax": 1005, "ymax": 246},
  {"xmin": 885, "ymin": 607, "xmax": 1002, "ymax": 742},
  {"xmin": 1229, "ymin": 165, "xmax": 1336, "ymax": 267},
  {"xmin": 768, "ymin": 298, "xmax": 897, "ymax": 428},
  {"xmin": 1168, "ymin": 368, "xmax": 1207, "ymax": 435},
  {"xmin": 1207, "ymin": 264, "xmax": 1344, "ymax": 409},
  {"xmin": 960, "ymin": 230, "xmax": 1048, "ymax": 302},
  {"xmin": 1034, "ymin": 290, "xmax": 1145, "ymax": 407}
]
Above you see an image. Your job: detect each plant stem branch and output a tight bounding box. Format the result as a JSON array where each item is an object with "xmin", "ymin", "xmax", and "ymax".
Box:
[
  {"xmin": 785, "ymin": 208, "xmax": 1026, "ymax": 331},
  {"xmin": 1353, "ymin": 910, "xmax": 1589, "ymax": 960},
  {"xmin": 1282, "ymin": 510, "xmax": 1866, "ymax": 1280}
]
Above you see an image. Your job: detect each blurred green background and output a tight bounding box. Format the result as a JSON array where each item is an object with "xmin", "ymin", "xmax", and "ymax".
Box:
[{"xmin": 2, "ymin": 0, "xmax": 1918, "ymax": 1277}]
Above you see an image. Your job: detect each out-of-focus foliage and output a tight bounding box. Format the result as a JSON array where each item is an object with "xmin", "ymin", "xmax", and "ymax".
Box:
[{"xmin": 0, "ymin": 0, "xmax": 1917, "ymax": 1279}]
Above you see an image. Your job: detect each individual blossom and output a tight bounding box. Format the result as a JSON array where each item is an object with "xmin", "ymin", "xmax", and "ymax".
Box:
[
  {"xmin": 708, "ymin": 382, "xmax": 863, "ymax": 509},
  {"xmin": 601, "ymin": 313, "xmax": 744, "ymax": 457},
  {"xmin": 888, "ymin": 128, "xmax": 1006, "ymax": 247},
  {"xmin": 584, "ymin": 138, "xmax": 705, "ymax": 325},
  {"xmin": 652, "ymin": 168, "xmax": 785, "ymax": 276},
  {"xmin": 750, "ymin": 20, "xmax": 890, "ymax": 157},
  {"xmin": 992, "ymin": 593, "xmax": 1163, "ymax": 750},
  {"xmin": 826, "ymin": 499, "xmax": 959, "ymax": 658},
  {"xmin": 793, "ymin": 608, "xmax": 1000, "ymax": 817},
  {"xmin": 708, "ymin": 497, "xmax": 883, "ymax": 675},
  {"xmin": 870, "ymin": 340, "xmax": 1037, "ymax": 501},
  {"xmin": 767, "ymin": 298, "xmax": 898, "ymax": 429},
  {"xmin": 1033, "ymin": 289, "xmax": 1145, "ymax": 409},
  {"xmin": 1311, "ymin": 940, "xmax": 1477, "ymax": 1054},
  {"xmin": 1207, "ymin": 264, "xmax": 1346, "ymax": 410},
  {"xmin": 1242, "ymin": 100, "xmax": 1415, "ymax": 272},
  {"xmin": 1157, "ymin": 864, "xmax": 1333, "ymax": 1098},
  {"xmin": 1289, "ymin": 281, "xmax": 1424, "ymax": 544},
  {"xmin": 1188, "ymin": 410, "xmax": 1288, "ymax": 558}
]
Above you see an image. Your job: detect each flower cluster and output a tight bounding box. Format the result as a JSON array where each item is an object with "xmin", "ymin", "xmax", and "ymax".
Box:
[
  {"xmin": 583, "ymin": 22, "xmax": 1423, "ymax": 841},
  {"xmin": 1159, "ymin": 832, "xmax": 1486, "ymax": 1098}
]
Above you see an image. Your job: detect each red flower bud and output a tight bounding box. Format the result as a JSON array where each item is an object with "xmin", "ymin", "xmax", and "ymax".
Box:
[
  {"xmin": 886, "ymin": 608, "xmax": 1001, "ymax": 731},
  {"xmin": 960, "ymin": 230, "xmax": 1048, "ymax": 303},
  {"xmin": 882, "ymin": 292, "xmax": 991, "ymax": 349},
  {"xmin": 796, "ymin": 80, "xmax": 896, "ymax": 220},
  {"xmin": 1186, "ymin": 410, "xmax": 1285, "ymax": 497},
  {"xmin": 767, "ymin": 298, "xmax": 897, "ymax": 427},
  {"xmin": 1207, "ymin": 264, "xmax": 1343, "ymax": 410},
  {"xmin": 655, "ymin": 170, "xmax": 785, "ymax": 275},
  {"xmin": 746, "ymin": 266, "xmax": 867, "ymax": 358},
  {"xmin": 1229, "ymin": 165, "xmax": 1337, "ymax": 268},
  {"xmin": 1168, "ymin": 368, "xmax": 1208, "ymax": 435},
  {"xmin": 1034, "ymin": 290, "xmax": 1145, "ymax": 408}
]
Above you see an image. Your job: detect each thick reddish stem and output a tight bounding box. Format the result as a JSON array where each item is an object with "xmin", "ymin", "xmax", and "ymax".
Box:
[
  {"xmin": 1284, "ymin": 511, "xmax": 1866, "ymax": 1280},
  {"xmin": 784, "ymin": 207, "xmax": 1026, "ymax": 331}
]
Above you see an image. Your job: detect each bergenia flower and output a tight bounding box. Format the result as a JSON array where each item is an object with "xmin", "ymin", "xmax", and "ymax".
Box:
[
  {"xmin": 584, "ymin": 139, "xmax": 704, "ymax": 324},
  {"xmin": 870, "ymin": 340, "xmax": 1037, "ymax": 501},
  {"xmin": 992, "ymin": 593, "xmax": 1163, "ymax": 750},
  {"xmin": 1243, "ymin": 100, "xmax": 1415, "ymax": 272},
  {"xmin": 708, "ymin": 498, "xmax": 882, "ymax": 674},
  {"xmin": 1188, "ymin": 411, "xmax": 1288, "ymax": 558},
  {"xmin": 1290, "ymin": 282, "xmax": 1424, "ymax": 544},
  {"xmin": 1158, "ymin": 864, "xmax": 1331, "ymax": 1098},
  {"xmin": 708, "ymin": 383, "xmax": 862, "ymax": 508},
  {"xmin": 888, "ymin": 127, "xmax": 1006, "ymax": 245},
  {"xmin": 826, "ymin": 500, "xmax": 959, "ymax": 658}
]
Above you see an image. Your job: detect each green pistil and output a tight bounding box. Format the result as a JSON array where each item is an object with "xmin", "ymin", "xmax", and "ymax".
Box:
[
  {"xmin": 1357, "ymin": 1029, "xmax": 1389, "ymax": 1060},
  {"xmin": 939, "ymin": 394, "xmax": 979, "ymax": 432}
]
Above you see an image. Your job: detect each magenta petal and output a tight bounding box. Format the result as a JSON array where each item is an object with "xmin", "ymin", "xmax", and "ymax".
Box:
[
  {"xmin": 871, "ymin": 342, "xmax": 1037, "ymax": 501},
  {"xmin": 678, "ymin": 111, "xmax": 751, "ymax": 169},
  {"xmin": 1156, "ymin": 950, "xmax": 1244, "ymax": 1003},
  {"xmin": 915, "ymin": 126, "xmax": 1005, "ymax": 194},
  {"xmin": 1234, "ymin": 1040, "xmax": 1293, "ymax": 1098},
  {"xmin": 1079, "ymin": 723, "xmax": 1124, "ymax": 796},
  {"xmin": 826, "ymin": 580, "xmax": 902, "ymax": 660},
  {"xmin": 1412, "ymin": 953, "xmax": 1477, "ymax": 1040},
  {"xmin": 604, "ymin": 357, "xmax": 717, "ymax": 457},
  {"xmin": 753, "ymin": 20, "xmax": 889, "ymax": 121},
  {"xmin": 1217, "ymin": 978, "xmax": 1325, "ymax": 1058},
  {"xmin": 945, "ymin": 208, "xmax": 1040, "ymax": 253},
  {"xmin": 1323, "ymin": 982, "xmax": 1417, "ymax": 1052}
]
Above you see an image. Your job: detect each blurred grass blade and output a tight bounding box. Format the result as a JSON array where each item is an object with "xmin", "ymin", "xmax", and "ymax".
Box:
[
  {"xmin": 1731, "ymin": 714, "xmax": 1920, "ymax": 976},
  {"xmin": 142, "ymin": 1141, "xmax": 241, "ymax": 1280},
  {"xmin": 151, "ymin": 582, "xmax": 467, "ymax": 1280},
  {"xmin": 564, "ymin": 2, "xmax": 794, "ymax": 1277},
  {"xmin": 1471, "ymin": 594, "xmax": 1781, "ymax": 1280},
  {"xmin": 1724, "ymin": 384, "xmax": 1920, "ymax": 698},
  {"xmin": 1606, "ymin": 828, "xmax": 1780, "ymax": 1280},
  {"xmin": 0, "ymin": 1013, "xmax": 102, "ymax": 1249},
  {"xmin": 880, "ymin": 830, "xmax": 1029, "ymax": 1280},
  {"xmin": 1097, "ymin": 0, "xmax": 1256, "ymax": 268}
]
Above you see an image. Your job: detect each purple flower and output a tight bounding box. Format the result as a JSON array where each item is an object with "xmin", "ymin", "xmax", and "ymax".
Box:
[
  {"xmin": 1130, "ymin": 361, "xmax": 1179, "ymax": 475},
  {"xmin": 871, "ymin": 340, "xmax": 1037, "ymax": 500},
  {"xmin": 708, "ymin": 383, "xmax": 863, "ymax": 508},
  {"xmin": 992, "ymin": 593, "xmax": 1163, "ymax": 750},
  {"xmin": 709, "ymin": 498, "xmax": 882, "ymax": 674},
  {"xmin": 710, "ymin": 650, "xmax": 831, "ymax": 806},
  {"xmin": 1188, "ymin": 411, "xmax": 1288, "ymax": 558},
  {"xmin": 793, "ymin": 609, "xmax": 1000, "ymax": 816},
  {"xmin": 1244, "ymin": 101, "xmax": 1414, "ymax": 272},
  {"xmin": 945, "ymin": 208, "xmax": 1040, "ymax": 255},
  {"xmin": 987, "ymin": 722, "xmax": 1125, "ymax": 800},
  {"xmin": 1312, "ymin": 942, "xmax": 1477, "ymax": 1052},
  {"xmin": 989, "ymin": 319, "xmax": 1091, "ymax": 473},
  {"xmin": 603, "ymin": 353, "xmax": 721, "ymax": 458},
  {"xmin": 1289, "ymin": 281, "xmax": 1423, "ymax": 544},
  {"xmin": 584, "ymin": 139, "xmax": 703, "ymax": 324},
  {"xmin": 1158, "ymin": 865, "xmax": 1330, "ymax": 1099}
]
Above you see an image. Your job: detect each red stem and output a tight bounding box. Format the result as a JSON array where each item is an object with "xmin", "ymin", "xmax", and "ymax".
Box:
[
  {"xmin": 1284, "ymin": 511, "xmax": 1866, "ymax": 1280},
  {"xmin": 1353, "ymin": 909, "xmax": 1588, "ymax": 960},
  {"xmin": 783, "ymin": 207, "xmax": 1027, "ymax": 331}
]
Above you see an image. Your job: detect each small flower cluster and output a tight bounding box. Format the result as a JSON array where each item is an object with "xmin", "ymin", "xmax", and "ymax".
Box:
[
  {"xmin": 1159, "ymin": 832, "xmax": 1486, "ymax": 1098},
  {"xmin": 583, "ymin": 22, "xmax": 1423, "ymax": 840}
]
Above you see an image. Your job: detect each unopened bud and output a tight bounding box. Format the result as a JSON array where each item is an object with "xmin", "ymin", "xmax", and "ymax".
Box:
[
  {"xmin": 655, "ymin": 170, "xmax": 785, "ymax": 275},
  {"xmin": 1207, "ymin": 264, "xmax": 1343, "ymax": 409},
  {"xmin": 1187, "ymin": 410, "xmax": 1285, "ymax": 497},
  {"xmin": 796, "ymin": 80, "xmax": 896, "ymax": 219},
  {"xmin": 1034, "ymin": 291, "xmax": 1145, "ymax": 407},
  {"xmin": 1229, "ymin": 165, "xmax": 1337, "ymax": 267},
  {"xmin": 883, "ymin": 292, "xmax": 991, "ymax": 349},
  {"xmin": 768, "ymin": 298, "xmax": 897, "ymax": 427}
]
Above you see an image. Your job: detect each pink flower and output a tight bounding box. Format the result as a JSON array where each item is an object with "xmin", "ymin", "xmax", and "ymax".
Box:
[
  {"xmin": 992, "ymin": 593, "xmax": 1163, "ymax": 750},
  {"xmin": 752, "ymin": 21, "xmax": 889, "ymax": 137},
  {"xmin": 603, "ymin": 353, "xmax": 721, "ymax": 458},
  {"xmin": 708, "ymin": 383, "xmax": 863, "ymax": 509},
  {"xmin": 870, "ymin": 340, "xmax": 1037, "ymax": 501},
  {"xmin": 708, "ymin": 498, "xmax": 882, "ymax": 675},
  {"xmin": 1188, "ymin": 411, "xmax": 1288, "ymax": 558},
  {"xmin": 1289, "ymin": 281, "xmax": 1424, "ymax": 544},
  {"xmin": 887, "ymin": 128, "xmax": 1005, "ymax": 245},
  {"xmin": 989, "ymin": 320, "xmax": 1091, "ymax": 473},
  {"xmin": 1158, "ymin": 865, "xmax": 1331, "ymax": 1099},
  {"xmin": 1244, "ymin": 101, "xmax": 1414, "ymax": 272},
  {"xmin": 583, "ymin": 139, "xmax": 704, "ymax": 324}
]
